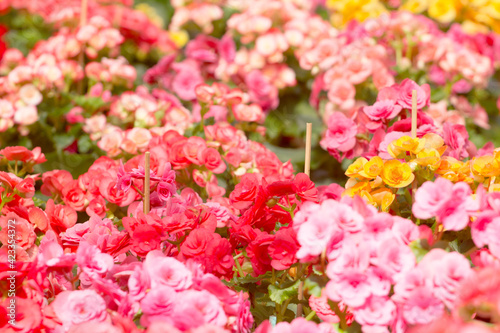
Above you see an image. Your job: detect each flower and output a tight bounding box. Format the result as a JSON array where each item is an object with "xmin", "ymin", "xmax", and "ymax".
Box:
[
  {"xmin": 396, "ymin": 79, "xmax": 431, "ymax": 110},
  {"xmin": 412, "ymin": 178, "xmax": 453, "ymax": 219},
  {"xmin": 144, "ymin": 250, "xmax": 193, "ymax": 291},
  {"xmin": 320, "ymin": 112, "xmax": 358, "ymax": 153},
  {"xmin": 380, "ymin": 160, "xmax": 415, "ymax": 188},
  {"xmin": 363, "ymin": 100, "xmax": 402, "ymax": 121},
  {"xmin": 51, "ymin": 290, "xmax": 108, "ymax": 330},
  {"xmin": 0, "ymin": 146, "xmax": 33, "ymax": 162}
]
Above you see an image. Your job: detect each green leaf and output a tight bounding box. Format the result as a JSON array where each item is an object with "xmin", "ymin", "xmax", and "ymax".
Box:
[
  {"xmin": 228, "ymin": 272, "xmax": 272, "ymax": 286},
  {"xmin": 250, "ymin": 305, "xmax": 276, "ymax": 327},
  {"xmin": 34, "ymin": 152, "xmax": 100, "ymax": 178},
  {"xmin": 77, "ymin": 135, "xmax": 93, "ymax": 154},
  {"xmin": 303, "ymin": 276, "xmax": 324, "ymax": 297},
  {"xmin": 409, "ymin": 240, "xmax": 429, "ymax": 262},
  {"xmin": 268, "ymin": 280, "xmax": 300, "ymax": 305},
  {"xmin": 71, "ymin": 95, "xmax": 108, "ymax": 113},
  {"xmin": 53, "ymin": 134, "xmax": 75, "ymax": 151}
]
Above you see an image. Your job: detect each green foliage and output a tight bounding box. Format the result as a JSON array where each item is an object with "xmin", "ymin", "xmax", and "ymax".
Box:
[
  {"xmin": 0, "ymin": 10, "xmax": 53, "ymax": 55},
  {"xmin": 268, "ymin": 280, "xmax": 300, "ymax": 305}
]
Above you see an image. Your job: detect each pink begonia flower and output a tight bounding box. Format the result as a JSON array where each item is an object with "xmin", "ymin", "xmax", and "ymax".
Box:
[
  {"xmin": 61, "ymin": 215, "xmax": 129, "ymax": 256},
  {"xmin": 38, "ymin": 230, "xmax": 76, "ymax": 268},
  {"xmin": 375, "ymin": 238, "xmax": 416, "ymax": 282},
  {"xmin": 483, "ymin": 219, "xmax": 500, "ymax": 260},
  {"xmin": 128, "ymin": 266, "xmax": 151, "ymax": 302},
  {"xmin": 335, "ymin": 201, "xmax": 364, "ymax": 233},
  {"xmin": 146, "ymin": 322, "xmax": 182, "ymax": 333},
  {"xmin": 295, "ymin": 200, "xmax": 350, "ymax": 260},
  {"xmin": 471, "ymin": 211, "xmax": 500, "ymax": 258},
  {"xmin": 443, "ymin": 123, "xmax": 470, "ymax": 159},
  {"xmin": 452, "ymin": 79, "xmax": 472, "ymax": 94},
  {"xmin": 143, "ymin": 250, "xmax": 193, "ymax": 291},
  {"xmin": 362, "ymin": 213, "xmax": 394, "ymax": 244},
  {"xmin": 393, "ymin": 268, "xmax": 431, "ymax": 304},
  {"xmin": 156, "ymin": 162, "xmax": 177, "ymax": 201},
  {"xmin": 377, "ymin": 131, "xmax": 408, "ymax": 159},
  {"xmin": 433, "ymin": 252, "xmax": 472, "ymax": 308},
  {"xmin": 172, "ymin": 69, "xmax": 204, "ymax": 101},
  {"xmin": 368, "ymin": 267, "xmax": 392, "ymax": 297},
  {"xmin": 435, "ymin": 182, "xmax": 472, "ymax": 231},
  {"xmin": 295, "ymin": 214, "xmax": 336, "ymax": 259},
  {"xmin": 19, "ymin": 83, "xmax": 43, "ymax": 106},
  {"xmin": 327, "ymin": 79, "xmax": 356, "ymax": 110},
  {"xmin": 68, "ymin": 321, "xmax": 123, "ymax": 333},
  {"xmin": 320, "ymin": 112, "xmax": 358, "ymax": 153},
  {"xmin": 396, "ymin": 79, "xmax": 430, "ymax": 110},
  {"xmin": 419, "ymin": 250, "xmax": 472, "ymax": 308},
  {"xmin": 353, "ymin": 296, "xmax": 396, "ymax": 327},
  {"xmin": 51, "ymin": 290, "xmax": 108, "ymax": 331},
  {"xmin": 326, "ymin": 268, "xmax": 373, "ymax": 308},
  {"xmin": 75, "ymin": 241, "xmax": 114, "ymax": 286},
  {"xmin": 140, "ymin": 286, "xmax": 178, "ymax": 326},
  {"xmin": 401, "ymin": 286, "xmax": 444, "ymax": 325},
  {"xmin": 391, "ymin": 216, "xmax": 420, "ymax": 245},
  {"xmin": 245, "ymin": 70, "xmax": 279, "ymax": 111},
  {"xmin": 363, "ymin": 100, "xmax": 402, "ymax": 121},
  {"xmin": 328, "ymin": 240, "xmax": 370, "ymax": 275},
  {"xmin": 269, "ymin": 317, "xmax": 335, "ymax": 333},
  {"xmin": 126, "ymin": 127, "xmax": 152, "ymax": 150},
  {"xmin": 309, "ymin": 292, "xmax": 341, "ymax": 323},
  {"xmin": 412, "ymin": 178, "xmax": 453, "ymax": 220},
  {"xmin": 176, "ymin": 290, "xmax": 227, "ymax": 327},
  {"xmin": 470, "ymin": 248, "xmax": 500, "ymax": 268},
  {"xmin": 14, "ymin": 105, "xmax": 38, "ymax": 125},
  {"xmin": 116, "ymin": 160, "xmax": 133, "ymax": 192}
]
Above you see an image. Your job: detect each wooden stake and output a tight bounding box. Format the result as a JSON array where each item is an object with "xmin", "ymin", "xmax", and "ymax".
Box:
[
  {"xmin": 411, "ymin": 90, "xmax": 418, "ymax": 214},
  {"xmin": 304, "ymin": 123, "xmax": 312, "ymax": 177},
  {"xmin": 411, "ymin": 90, "xmax": 417, "ymax": 139},
  {"xmin": 80, "ymin": 0, "xmax": 88, "ymax": 27},
  {"xmin": 297, "ymin": 123, "xmax": 312, "ymax": 318},
  {"xmin": 143, "ymin": 152, "xmax": 151, "ymax": 214}
]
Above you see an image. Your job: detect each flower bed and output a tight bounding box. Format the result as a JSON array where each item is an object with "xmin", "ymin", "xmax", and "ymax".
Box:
[{"xmin": 1, "ymin": 0, "xmax": 500, "ymax": 332}]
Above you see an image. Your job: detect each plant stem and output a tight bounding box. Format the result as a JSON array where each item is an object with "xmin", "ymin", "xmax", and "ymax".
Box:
[
  {"xmin": 305, "ymin": 310, "xmax": 316, "ymax": 321},
  {"xmin": 331, "ymin": 301, "xmax": 348, "ymax": 331},
  {"xmin": 132, "ymin": 183, "xmax": 144, "ymax": 197},
  {"xmin": 233, "ymin": 254, "xmax": 245, "ymax": 277},
  {"xmin": 279, "ymin": 298, "xmax": 292, "ymax": 322}
]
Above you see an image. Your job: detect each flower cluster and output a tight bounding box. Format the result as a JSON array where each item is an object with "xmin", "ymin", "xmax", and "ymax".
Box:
[{"xmin": 2, "ymin": 0, "xmax": 500, "ymax": 331}]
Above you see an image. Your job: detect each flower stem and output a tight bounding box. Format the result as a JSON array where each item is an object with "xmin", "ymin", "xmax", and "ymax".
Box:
[
  {"xmin": 233, "ymin": 253, "xmax": 245, "ymax": 277},
  {"xmin": 305, "ymin": 310, "xmax": 316, "ymax": 321}
]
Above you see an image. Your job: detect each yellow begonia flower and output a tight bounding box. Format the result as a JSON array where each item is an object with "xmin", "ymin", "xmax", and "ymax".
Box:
[
  {"xmin": 135, "ymin": 3, "xmax": 164, "ymax": 28},
  {"xmin": 360, "ymin": 190, "xmax": 376, "ymax": 206},
  {"xmin": 344, "ymin": 181, "xmax": 372, "ymax": 197},
  {"xmin": 346, "ymin": 157, "xmax": 368, "ymax": 177},
  {"xmin": 371, "ymin": 187, "xmax": 395, "ymax": 212},
  {"xmin": 428, "ymin": 0, "xmax": 461, "ymax": 23},
  {"xmin": 169, "ymin": 30, "xmax": 190, "ymax": 48},
  {"xmin": 369, "ymin": 176, "xmax": 384, "ymax": 189},
  {"xmin": 401, "ymin": 0, "xmax": 430, "ymax": 13},
  {"xmin": 388, "ymin": 136, "xmax": 425, "ymax": 159},
  {"xmin": 381, "ymin": 159, "xmax": 415, "ymax": 188},
  {"xmin": 422, "ymin": 133, "xmax": 446, "ymax": 153},
  {"xmin": 471, "ymin": 155, "xmax": 500, "ymax": 178},
  {"xmin": 436, "ymin": 156, "xmax": 462, "ymax": 175},
  {"xmin": 359, "ymin": 156, "xmax": 384, "ymax": 179},
  {"xmin": 441, "ymin": 171, "xmax": 460, "ymax": 182},
  {"xmin": 328, "ymin": 0, "xmax": 387, "ymax": 26},
  {"xmin": 461, "ymin": 20, "xmax": 491, "ymax": 34},
  {"xmin": 486, "ymin": 0, "xmax": 500, "ymax": 19},
  {"xmin": 414, "ymin": 148, "xmax": 441, "ymax": 169}
]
